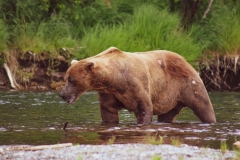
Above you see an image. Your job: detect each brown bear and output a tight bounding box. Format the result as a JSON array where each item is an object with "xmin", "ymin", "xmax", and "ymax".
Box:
[{"xmin": 60, "ymin": 47, "xmax": 216, "ymax": 124}]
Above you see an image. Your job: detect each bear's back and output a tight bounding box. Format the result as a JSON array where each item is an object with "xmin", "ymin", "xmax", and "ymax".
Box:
[{"xmin": 91, "ymin": 47, "xmax": 198, "ymax": 80}]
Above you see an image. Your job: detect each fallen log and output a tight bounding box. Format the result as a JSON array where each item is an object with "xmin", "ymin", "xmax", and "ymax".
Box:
[
  {"xmin": 3, "ymin": 63, "xmax": 19, "ymax": 89},
  {"xmin": 24, "ymin": 143, "xmax": 73, "ymax": 151}
]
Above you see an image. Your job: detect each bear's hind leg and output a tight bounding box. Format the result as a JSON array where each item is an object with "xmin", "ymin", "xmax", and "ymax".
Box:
[
  {"xmin": 98, "ymin": 92, "xmax": 124, "ymax": 124},
  {"xmin": 182, "ymin": 82, "xmax": 216, "ymax": 123},
  {"xmin": 157, "ymin": 104, "xmax": 184, "ymax": 123},
  {"xmin": 185, "ymin": 99, "xmax": 216, "ymax": 123}
]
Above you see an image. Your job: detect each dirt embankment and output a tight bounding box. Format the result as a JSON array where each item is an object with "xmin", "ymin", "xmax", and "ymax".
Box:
[
  {"xmin": 199, "ymin": 55, "xmax": 240, "ymax": 91},
  {"xmin": 0, "ymin": 53, "xmax": 240, "ymax": 92},
  {"xmin": 0, "ymin": 51, "xmax": 70, "ymax": 91}
]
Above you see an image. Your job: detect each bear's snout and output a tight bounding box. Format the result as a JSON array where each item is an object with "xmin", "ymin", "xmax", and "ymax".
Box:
[
  {"xmin": 59, "ymin": 87, "xmax": 78, "ymax": 104},
  {"xmin": 59, "ymin": 92, "xmax": 66, "ymax": 100}
]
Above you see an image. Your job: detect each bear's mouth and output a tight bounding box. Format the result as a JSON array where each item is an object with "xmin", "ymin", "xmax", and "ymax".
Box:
[{"xmin": 67, "ymin": 94, "xmax": 77, "ymax": 104}]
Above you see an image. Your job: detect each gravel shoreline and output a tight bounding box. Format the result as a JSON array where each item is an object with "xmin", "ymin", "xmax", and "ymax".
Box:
[{"xmin": 0, "ymin": 143, "xmax": 236, "ymax": 160}]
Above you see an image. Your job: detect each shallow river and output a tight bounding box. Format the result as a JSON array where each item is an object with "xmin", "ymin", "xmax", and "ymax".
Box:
[{"xmin": 0, "ymin": 91, "xmax": 239, "ymax": 150}]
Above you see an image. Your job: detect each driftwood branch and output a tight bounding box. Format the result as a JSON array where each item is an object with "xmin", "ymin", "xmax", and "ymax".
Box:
[
  {"xmin": 24, "ymin": 143, "xmax": 73, "ymax": 151},
  {"xmin": 234, "ymin": 55, "xmax": 239, "ymax": 74},
  {"xmin": 201, "ymin": 0, "xmax": 214, "ymax": 22},
  {"xmin": 204, "ymin": 71, "xmax": 221, "ymax": 89},
  {"xmin": 3, "ymin": 63, "xmax": 19, "ymax": 89}
]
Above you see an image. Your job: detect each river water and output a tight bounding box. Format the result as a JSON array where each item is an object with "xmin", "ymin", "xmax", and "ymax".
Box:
[{"xmin": 0, "ymin": 91, "xmax": 239, "ymax": 149}]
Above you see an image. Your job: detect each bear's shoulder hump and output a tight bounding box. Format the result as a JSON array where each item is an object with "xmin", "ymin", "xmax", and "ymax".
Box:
[{"xmin": 97, "ymin": 47, "xmax": 123, "ymax": 56}]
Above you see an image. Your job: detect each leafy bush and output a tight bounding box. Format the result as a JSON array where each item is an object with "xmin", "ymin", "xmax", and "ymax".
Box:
[
  {"xmin": 0, "ymin": 0, "xmax": 239, "ymax": 61},
  {"xmin": 79, "ymin": 5, "xmax": 202, "ymax": 63},
  {"xmin": 0, "ymin": 20, "xmax": 8, "ymax": 51},
  {"xmin": 11, "ymin": 18, "xmax": 78, "ymax": 55},
  {"xmin": 189, "ymin": 0, "xmax": 240, "ymax": 56}
]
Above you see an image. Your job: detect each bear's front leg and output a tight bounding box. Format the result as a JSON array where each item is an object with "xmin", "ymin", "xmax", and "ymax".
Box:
[
  {"xmin": 98, "ymin": 92, "xmax": 124, "ymax": 124},
  {"xmin": 134, "ymin": 100, "xmax": 153, "ymax": 124},
  {"xmin": 100, "ymin": 105, "xmax": 119, "ymax": 124}
]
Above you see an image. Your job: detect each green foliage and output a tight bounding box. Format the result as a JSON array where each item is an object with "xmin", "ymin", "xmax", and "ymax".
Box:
[
  {"xmin": 77, "ymin": 157, "xmax": 83, "ymax": 160},
  {"xmin": 107, "ymin": 136, "xmax": 116, "ymax": 144},
  {"xmin": 189, "ymin": 0, "xmax": 240, "ymax": 56},
  {"xmin": 11, "ymin": 18, "xmax": 78, "ymax": 55},
  {"xmin": 0, "ymin": 0, "xmax": 46, "ymax": 25},
  {"xmin": 0, "ymin": 56, "xmax": 5, "ymax": 66},
  {"xmin": 0, "ymin": 0, "xmax": 80, "ymax": 56},
  {"xmin": 219, "ymin": 9, "xmax": 240, "ymax": 55},
  {"xmin": 152, "ymin": 154, "xmax": 162, "ymax": 160},
  {"xmin": 233, "ymin": 148, "xmax": 240, "ymax": 159},
  {"xmin": 220, "ymin": 140, "xmax": 228, "ymax": 154},
  {"xmin": 0, "ymin": 0, "xmax": 239, "ymax": 63},
  {"xmin": 171, "ymin": 137, "xmax": 182, "ymax": 146},
  {"xmin": 0, "ymin": 20, "xmax": 8, "ymax": 51},
  {"xmin": 0, "ymin": 0, "xmax": 139, "ymax": 57},
  {"xmin": 146, "ymin": 135, "xmax": 164, "ymax": 145},
  {"xmin": 79, "ymin": 5, "xmax": 202, "ymax": 63}
]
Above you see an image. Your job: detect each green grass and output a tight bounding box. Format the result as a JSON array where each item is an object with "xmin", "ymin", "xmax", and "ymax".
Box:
[
  {"xmin": 188, "ymin": 0, "xmax": 240, "ymax": 57},
  {"xmin": 79, "ymin": 4, "xmax": 202, "ymax": 64},
  {"xmin": 171, "ymin": 137, "xmax": 182, "ymax": 147},
  {"xmin": 0, "ymin": 0, "xmax": 240, "ymax": 64},
  {"xmin": 146, "ymin": 135, "xmax": 164, "ymax": 145},
  {"xmin": 220, "ymin": 140, "xmax": 228, "ymax": 154},
  {"xmin": 233, "ymin": 148, "xmax": 240, "ymax": 159},
  {"xmin": 0, "ymin": 19, "xmax": 8, "ymax": 51},
  {"xmin": 11, "ymin": 19, "xmax": 78, "ymax": 56},
  {"xmin": 220, "ymin": 10, "xmax": 240, "ymax": 55},
  {"xmin": 152, "ymin": 154, "xmax": 162, "ymax": 160},
  {"xmin": 107, "ymin": 136, "xmax": 116, "ymax": 145}
]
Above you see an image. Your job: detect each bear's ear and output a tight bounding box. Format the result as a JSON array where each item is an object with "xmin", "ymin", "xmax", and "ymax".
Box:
[
  {"xmin": 85, "ymin": 62, "xmax": 95, "ymax": 71},
  {"xmin": 71, "ymin": 60, "xmax": 78, "ymax": 65}
]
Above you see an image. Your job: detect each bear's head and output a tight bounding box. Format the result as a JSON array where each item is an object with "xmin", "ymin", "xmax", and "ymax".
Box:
[{"xmin": 59, "ymin": 60, "xmax": 95, "ymax": 104}]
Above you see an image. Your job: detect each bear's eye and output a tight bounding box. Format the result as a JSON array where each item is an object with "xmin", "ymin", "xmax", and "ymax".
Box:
[{"xmin": 68, "ymin": 77, "xmax": 75, "ymax": 83}]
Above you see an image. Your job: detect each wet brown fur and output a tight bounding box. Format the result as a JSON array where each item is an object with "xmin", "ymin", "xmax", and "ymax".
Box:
[
  {"xmin": 60, "ymin": 47, "xmax": 216, "ymax": 124},
  {"xmin": 165, "ymin": 53, "xmax": 190, "ymax": 78}
]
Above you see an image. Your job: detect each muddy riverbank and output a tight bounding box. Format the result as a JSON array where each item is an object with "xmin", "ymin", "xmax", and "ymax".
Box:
[{"xmin": 0, "ymin": 53, "xmax": 69, "ymax": 91}]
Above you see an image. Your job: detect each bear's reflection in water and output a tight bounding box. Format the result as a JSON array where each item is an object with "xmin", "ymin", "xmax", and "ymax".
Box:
[{"xmin": 61, "ymin": 120, "xmax": 238, "ymax": 150}]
